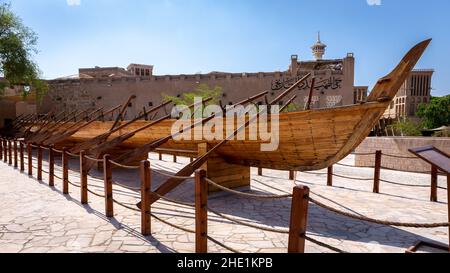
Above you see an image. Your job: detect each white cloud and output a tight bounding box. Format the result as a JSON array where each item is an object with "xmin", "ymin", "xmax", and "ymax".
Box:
[
  {"xmin": 367, "ymin": 0, "xmax": 382, "ymax": 6},
  {"xmin": 67, "ymin": 0, "xmax": 81, "ymax": 6}
]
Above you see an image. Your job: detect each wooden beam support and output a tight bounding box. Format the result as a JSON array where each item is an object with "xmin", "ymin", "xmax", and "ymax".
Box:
[
  {"xmin": 80, "ymin": 150, "xmax": 88, "ymax": 204},
  {"xmin": 49, "ymin": 146, "xmax": 55, "ymax": 187},
  {"xmin": 37, "ymin": 145, "xmax": 43, "ymax": 181},
  {"xmin": 27, "ymin": 143, "xmax": 32, "ymax": 176},
  {"xmin": 62, "ymin": 148, "xmax": 69, "ymax": 194},
  {"xmin": 373, "ymin": 150, "xmax": 382, "ymax": 194},
  {"xmin": 195, "ymin": 169, "xmax": 208, "ymax": 253},
  {"xmin": 103, "ymin": 155, "xmax": 114, "ymax": 217},
  {"xmin": 288, "ymin": 185, "xmax": 310, "ymax": 253},
  {"xmin": 19, "ymin": 142, "xmax": 24, "ymax": 172},
  {"xmin": 431, "ymin": 166, "xmax": 438, "ymax": 202},
  {"xmin": 327, "ymin": 166, "xmax": 333, "ymax": 187},
  {"xmin": 140, "ymin": 160, "xmax": 151, "ymax": 236}
]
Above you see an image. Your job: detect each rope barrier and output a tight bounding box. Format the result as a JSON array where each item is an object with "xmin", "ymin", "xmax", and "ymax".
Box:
[
  {"xmin": 351, "ymin": 152, "xmax": 375, "ymax": 156},
  {"xmin": 205, "ymin": 178, "xmax": 293, "ymax": 200},
  {"xmin": 113, "ymin": 199, "xmax": 141, "ymax": 212},
  {"xmin": 304, "ymin": 235, "xmax": 348, "ymax": 253},
  {"xmin": 382, "ymin": 153, "xmax": 419, "ymax": 160},
  {"xmin": 335, "ymin": 162, "xmax": 369, "ymax": 168},
  {"xmin": 152, "ymin": 192, "xmax": 196, "ymax": 208},
  {"xmin": 151, "ymin": 168, "xmax": 194, "ymax": 180},
  {"xmin": 85, "ymin": 155, "xmax": 102, "ymax": 163},
  {"xmin": 112, "ymin": 180, "xmax": 142, "ymax": 191},
  {"xmin": 308, "ymin": 196, "xmax": 449, "ymax": 228},
  {"xmin": 151, "ymin": 213, "xmax": 195, "ymax": 234},
  {"xmin": 53, "ymin": 148, "xmax": 63, "ymax": 154},
  {"xmin": 67, "ymin": 180, "xmax": 81, "ymax": 188},
  {"xmin": 207, "ymin": 236, "xmax": 240, "ymax": 253},
  {"xmin": 67, "ymin": 151, "xmax": 80, "ymax": 158},
  {"xmin": 207, "ymin": 207, "xmax": 289, "ymax": 234},
  {"xmin": 87, "ymin": 188, "xmax": 105, "ymax": 198},
  {"xmin": 332, "ymin": 173, "xmax": 373, "ymax": 181},
  {"xmin": 109, "ymin": 160, "xmax": 140, "ymax": 170}
]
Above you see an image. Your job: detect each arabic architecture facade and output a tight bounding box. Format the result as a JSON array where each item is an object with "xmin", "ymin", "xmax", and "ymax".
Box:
[{"xmin": 39, "ymin": 36, "xmax": 365, "ymax": 118}]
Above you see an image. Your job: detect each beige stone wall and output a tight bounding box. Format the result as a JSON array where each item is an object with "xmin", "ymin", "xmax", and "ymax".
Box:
[
  {"xmin": 40, "ymin": 68, "xmax": 356, "ymax": 117},
  {"xmin": 355, "ymin": 137, "xmax": 450, "ymax": 173}
]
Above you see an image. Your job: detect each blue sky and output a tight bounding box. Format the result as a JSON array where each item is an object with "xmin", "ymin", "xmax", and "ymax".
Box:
[{"xmin": 8, "ymin": 0, "xmax": 450, "ymax": 96}]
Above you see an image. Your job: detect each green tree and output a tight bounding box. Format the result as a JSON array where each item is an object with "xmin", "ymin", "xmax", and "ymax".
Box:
[
  {"xmin": 163, "ymin": 84, "xmax": 222, "ymax": 106},
  {"xmin": 0, "ymin": 2, "xmax": 47, "ymax": 101},
  {"xmin": 416, "ymin": 95, "xmax": 450, "ymax": 129},
  {"xmin": 392, "ymin": 118, "xmax": 422, "ymax": 136}
]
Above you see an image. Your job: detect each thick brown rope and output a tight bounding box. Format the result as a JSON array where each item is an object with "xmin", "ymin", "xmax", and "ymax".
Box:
[
  {"xmin": 308, "ymin": 196, "xmax": 449, "ymax": 228},
  {"xmin": 109, "ymin": 160, "xmax": 140, "ymax": 170},
  {"xmin": 205, "ymin": 178, "xmax": 292, "ymax": 200}
]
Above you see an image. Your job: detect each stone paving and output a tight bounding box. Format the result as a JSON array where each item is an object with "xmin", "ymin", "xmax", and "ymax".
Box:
[{"xmin": 0, "ymin": 152, "xmax": 448, "ymax": 253}]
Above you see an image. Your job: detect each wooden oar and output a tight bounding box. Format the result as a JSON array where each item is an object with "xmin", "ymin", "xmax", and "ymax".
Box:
[
  {"xmin": 110, "ymin": 95, "xmax": 137, "ymax": 131},
  {"xmin": 42, "ymin": 105, "xmax": 121, "ymax": 146},
  {"xmin": 69, "ymin": 100, "xmax": 173, "ymax": 154},
  {"xmin": 141, "ymin": 74, "xmax": 310, "ymax": 207},
  {"xmin": 29, "ymin": 110, "xmax": 79, "ymax": 143},
  {"xmin": 82, "ymin": 98, "xmax": 213, "ymax": 170},
  {"xmin": 33, "ymin": 109, "xmax": 101, "ymax": 144},
  {"xmin": 116, "ymin": 90, "xmax": 270, "ymax": 167}
]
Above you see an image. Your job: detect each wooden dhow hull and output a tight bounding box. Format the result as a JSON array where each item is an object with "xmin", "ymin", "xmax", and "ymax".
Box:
[{"xmin": 24, "ymin": 39, "xmax": 432, "ymax": 172}]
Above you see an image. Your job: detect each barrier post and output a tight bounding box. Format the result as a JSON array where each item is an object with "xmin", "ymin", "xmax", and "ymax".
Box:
[
  {"xmin": 3, "ymin": 139, "xmax": 7, "ymax": 162},
  {"xmin": 49, "ymin": 146, "xmax": 55, "ymax": 187},
  {"xmin": 288, "ymin": 185, "xmax": 310, "ymax": 253},
  {"xmin": 173, "ymin": 154, "xmax": 177, "ymax": 163},
  {"xmin": 140, "ymin": 160, "xmax": 151, "ymax": 236},
  {"xmin": 373, "ymin": 150, "xmax": 382, "ymax": 194},
  {"xmin": 80, "ymin": 150, "xmax": 88, "ymax": 204},
  {"xmin": 289, "ymin": 170, "xmax": 295, "ymax": 181},
  {"xmin": 13, "ymin": 139, "xmax": 18, "ymax": 168},
  {"xmin": 0, "ymin": 137, "xmax": 3, "ymax": 161},
  {"xmin": 195, "ymin": 169, "xmax": 208, "ymax": 253},
  {"xmin": 62, "ymin": 148, "xmax": 69, "ymax": 194},
  {"xmin": 27, "ymin": 143, "xmax": 32, "ymax": 176},
  {"xmin": 37, "ymin": 145, "xmax": 43, "ymax": 181},
  {"xmin": 158, "ymin": 152, "xmax": 162, "ymax": 161},
  {"xmin": 103, "ymin": 155, "xmax": 114, "ymax": 217},
  {"xmin": 327, "ymin": 166, "xmax": 333, "ymax": 187},
  {"xmin": 19, "ymin": 142, "xmax": 24, "ymax": 172},
  {"xmin": 431, "ymin": 166, "xmax": 438, "ymax": 202},
  {"xmin": 258, "ymin": 167, "xmax": 263, "ymax": 176},
  {"xmin": 8, "ymin": 139, "xmax": 12, "ymax": 165}
]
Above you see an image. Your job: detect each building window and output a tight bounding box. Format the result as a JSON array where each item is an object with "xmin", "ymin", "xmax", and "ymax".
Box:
[
  {"xmin": 135, "ymin": 69, "xmax": 139, "ymax": 76},
  {"xmin": 145, "ymin": 69, "xmax": 150, "ymax": 76},
  {"xmin": 148, "ymin": 102, "xmax": 153, "ymax": 107},
  {"xmin": 141, "ymin": 68, "xmax": 145, "ymax": 76}
]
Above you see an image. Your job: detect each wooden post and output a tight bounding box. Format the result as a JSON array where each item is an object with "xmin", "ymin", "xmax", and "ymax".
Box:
[
  {"xmin": 13, "ymin": 140, "xmax": 18, "ymax": 168},
  {"xmin": 190, "ymin": 157, "xmax": 194, "ymax": 163},
  {"xmin": 3, "ymin": 139, "xmax": 7, "ymax": 163},
  {"xmin": 103, "ymin": 155, "xmax": 113, "ymax": 218},
  {"xmin": 140, "ymin": 160, "xmax": 151, "ymax": 236},
  {"xmin": 258, "ymin": 167, "xmax": 263, "ymax": 176},
  {"xmin": 0, "ymin": 138, "xmax": 2, "ymax": 161},
  {"xmin": 49, "ymin": 146, "xmax": 55, "ymax": 187},
  {"xmin": 447, "ymin": 174, "xmax": 450, "ymax": 252},
  {"xmin": 37, "ymin": 145, "xmax": 43, "ymax": 181},
  {"xmin": 3, "ymin": 139, "xmax": 7, "ymax": 162},
  {"xmin": 431, "ymin": 166, "xmax": 438, "ymax": 202},
  {"xmin": 27, "ymin": 143, "xmax": 32, "ymax": 176},
  {"xmin": 195, "ymin": 169, "xmax": 208, "ymax": 253},
  {"xmin": 19, "ymin": 142, "xmax": 24, "ymax": 172},
  {"xmin": 173, "ymin": 154, "xmax": 177, "ymax": 163},
  {"xmin": 80, "ymin": 150, "xmax": 88, "ymax": 204},
  {"xmin": 62, "ymin": 148, "xmax": 69, "ymax": 194},
  {"xmin": 158, "ymin": 152, "xmax": 162, "ymax": 161},
  {"xmin": 327, "ymin": 166, "xmax": 333, "ymax": 187},
  {"xmin": 373, "ymin": 150, "xmax": 382, "ymax": 194},
  {"xmin": 8, "ymin": 139, "xmax": 12, "ymax": 165},
  {"xmin": 288, "ymin": 185, "xmax": 310, "ymax": 253},
  {"xmin": 289, "ymin": 170, "xmax": 295, "ymax": 181}
]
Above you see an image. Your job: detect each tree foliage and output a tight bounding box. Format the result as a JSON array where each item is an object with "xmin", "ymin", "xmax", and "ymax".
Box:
[
  {"xmin": 392, "ymin": 118, "xmax": 422, "ymax": 137},
  {"xmin": 0, "ymin": 2, "xmax": 47, "ymax": 101},
  {"xmin": 416, "ymin": 95, "xmax": 450, "ymax": 129},
  {"xmin": 163, "ymin": 84, "xmax": 222, "ymax": 106}
]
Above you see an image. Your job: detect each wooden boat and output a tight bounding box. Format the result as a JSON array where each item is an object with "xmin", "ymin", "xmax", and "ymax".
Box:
[
  {"xmin": 21, "ymin": 39, "xmax": 430, "ymax": 174},
  {"xmin": 32, "ymin": 39, "xmax": 429, "ymax": 173}
]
